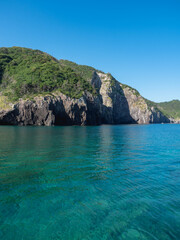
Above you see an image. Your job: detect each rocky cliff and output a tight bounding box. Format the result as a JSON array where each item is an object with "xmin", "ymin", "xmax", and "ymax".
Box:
[{"xmin": 0, "ymin": 70, "xmax": 170, "ymax": 126}]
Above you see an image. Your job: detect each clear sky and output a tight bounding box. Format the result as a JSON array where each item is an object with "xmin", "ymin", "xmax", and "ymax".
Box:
[{"xmin": 1, "ymin": 0, "xmax": 180, "ymax": 102}]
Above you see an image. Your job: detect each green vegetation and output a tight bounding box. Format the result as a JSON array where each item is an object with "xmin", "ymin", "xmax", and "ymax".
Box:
[
  {"xmin": 0, "ymin": 47, "xmax": 179, "ymax": 120},
  {"xmin": 144, "ymin": 98, "xmax": 160, "ymax": 112},
  {"xmin": 143, "ymin": 98, "xmax": 180, "ymax": 119},
  {"xmin": 59, "ymin": 59, "xmax": 103, "ymax": 81},
  {"xmin": 106, "ymin": 73, "xmax": 117, "ymax": 87},
  {"xmin": 156, "ymin": 100, "xmax": 180, "ymax": 120},
  {"xmin": 121, "ymin": 83, "xmax": 140, "ymax": 97},
  {"xmin": 0, "ymin": 47, "xmax": 96, "ymax": 101},
  {"xmin": 120, "ymin": 83, "xmax": 180, "ymax": 119}
]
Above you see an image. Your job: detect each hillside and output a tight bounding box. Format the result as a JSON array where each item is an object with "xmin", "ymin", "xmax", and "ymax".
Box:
[
  {"xmin": 0, "ymin": 47, "xmax": 96, "ymax": 100},
  {"xmin": 156, "ymin": 100, "xmax": 180, "ymax": 120},
  {"xmin": 0, "ymin": 47, "xmax": 173, "ymax": 126},
  {"xmin": 59, "ymin": 59, "xmax": 99, "ymax": 81}
]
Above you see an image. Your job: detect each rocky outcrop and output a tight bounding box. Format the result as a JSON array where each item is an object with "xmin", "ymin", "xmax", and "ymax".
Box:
[
  {"xmin": 0, "ymin": 72, "xmax": 170, "ymax": 126},
  {"xmin": 169, "ymin": 118, "xmax": 180, "ymax": 124}
]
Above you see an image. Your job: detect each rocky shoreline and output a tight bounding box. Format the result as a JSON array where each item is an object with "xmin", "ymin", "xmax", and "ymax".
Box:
[{"xmin": 0, "ymin": 72, "xmax": 170, "ymax": 126}]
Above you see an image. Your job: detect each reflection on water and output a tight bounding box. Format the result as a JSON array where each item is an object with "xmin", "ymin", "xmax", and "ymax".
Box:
[{"xmin": 0, "ymin": 125, "xmax": 180, "ymax": 240}]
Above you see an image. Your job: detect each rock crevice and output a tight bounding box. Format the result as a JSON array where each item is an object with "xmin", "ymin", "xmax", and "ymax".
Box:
[{"xmin": 0, "ymin": 72, "xmax": 170, "ymax": 126}]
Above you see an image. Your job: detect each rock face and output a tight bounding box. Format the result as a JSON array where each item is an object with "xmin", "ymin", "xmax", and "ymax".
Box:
[
  {"xmin": 0, "ymin": 72, "xmax": 170, "ymax": 126},
  {"xmin": 169, "ymin": 118, "xmax": 180, "ymax": 124}
]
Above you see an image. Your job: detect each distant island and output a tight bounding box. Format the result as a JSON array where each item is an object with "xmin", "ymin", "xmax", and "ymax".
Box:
[{"xmin": 0, "ymin": 47, "xmax": 179, "ymax": 125}]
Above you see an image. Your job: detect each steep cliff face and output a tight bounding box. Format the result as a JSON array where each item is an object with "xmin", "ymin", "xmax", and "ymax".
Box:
[
  {"xmin": 121, "ymin": 85, "xmax": 169, "ymax": 124},
  {"xmin": 0, "ymin": 47, "xmax": 171, "ymax": 125},
  {"xmin": 91, "ymin": 72, "xmax": 169, "ymax": 124},
  {"xmin": 0, "ymin": 71, "xmax": 170, "ymax": 126},
  {"xmin": 156, "ymin": 100, "xmax": 180, "ymax": 122},
  {"xmin": 0, "ymin": 94, "xmax": 98, "ymax": 126}
]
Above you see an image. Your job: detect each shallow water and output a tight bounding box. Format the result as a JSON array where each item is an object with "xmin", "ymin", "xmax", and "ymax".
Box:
[{"xmin": 0, "ymin": 124, "xmax": 179, "ymax": 240}]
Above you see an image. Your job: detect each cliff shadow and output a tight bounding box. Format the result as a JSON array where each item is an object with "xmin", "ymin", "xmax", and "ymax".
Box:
[{"xmin": 111, "ymin": 83, "xmax": 137, "ymax": 124}]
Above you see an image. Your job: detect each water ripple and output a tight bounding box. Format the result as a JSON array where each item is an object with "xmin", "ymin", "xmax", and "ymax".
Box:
[{"xmin": 0, "ymin": 125, "xmax": 180, "ymax": 240}]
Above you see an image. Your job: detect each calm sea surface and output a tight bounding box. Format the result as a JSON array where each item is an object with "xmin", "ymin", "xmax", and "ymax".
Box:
[{"xmin": 0, "ymin": 125, "xmax": 179, "ymax": 240}]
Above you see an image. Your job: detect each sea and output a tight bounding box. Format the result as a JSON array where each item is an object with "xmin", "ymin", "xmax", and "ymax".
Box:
[{"xmin": 0, "ymin": 124, "xmax": 179, "ymax": 240}]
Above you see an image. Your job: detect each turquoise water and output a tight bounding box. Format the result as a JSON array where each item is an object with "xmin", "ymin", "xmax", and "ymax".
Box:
[{"xmin": 0, "ymin": 125, "xmax": 179, "ymax": 240}]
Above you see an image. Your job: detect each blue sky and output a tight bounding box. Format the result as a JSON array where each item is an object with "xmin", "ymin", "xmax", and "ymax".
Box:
[{"xmin": 1, "ymin": 0, "xmax": 180, "ymax": 102}]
